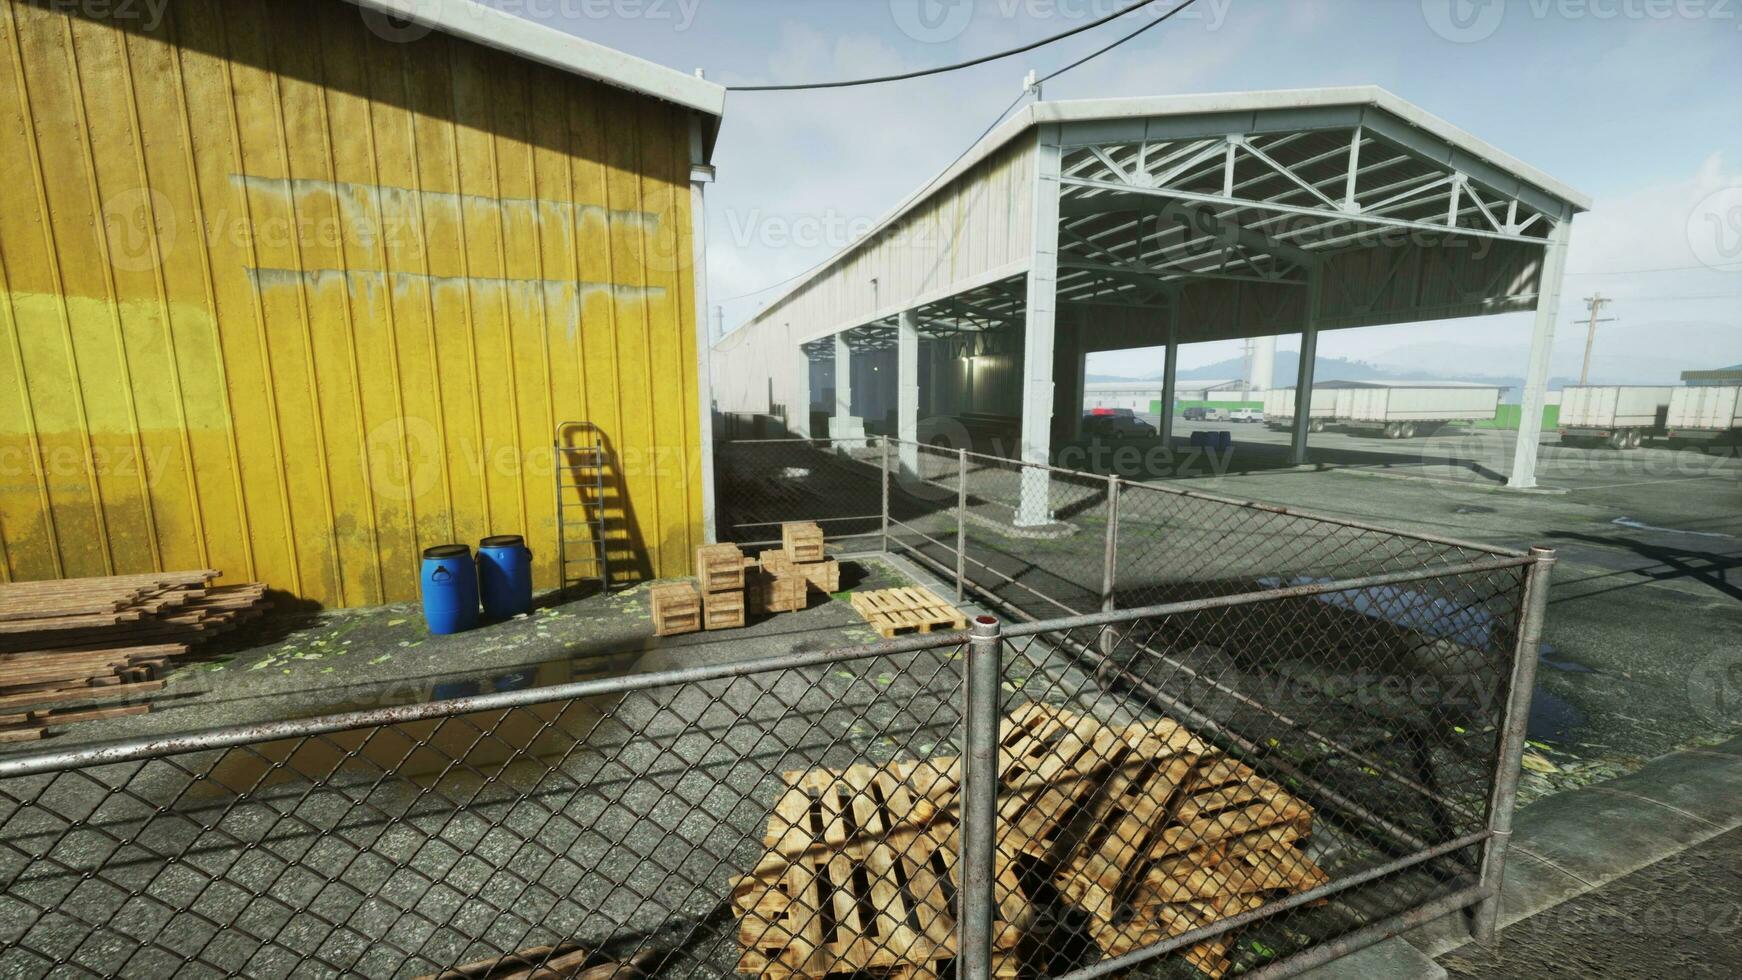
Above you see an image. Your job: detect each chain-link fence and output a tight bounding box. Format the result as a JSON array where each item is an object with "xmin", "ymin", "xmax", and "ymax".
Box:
[{"xmin": 0, "ymin": 438, "xmax": 1549, "ymax": 978}]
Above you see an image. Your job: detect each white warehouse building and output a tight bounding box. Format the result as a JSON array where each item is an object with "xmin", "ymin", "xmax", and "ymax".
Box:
[{"xmin": 713, "ymin": 87, "xmax": 1590, "ymax": 521}]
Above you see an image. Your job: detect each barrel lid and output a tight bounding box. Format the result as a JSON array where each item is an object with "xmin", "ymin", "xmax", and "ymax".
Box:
[
  {"xmin": 423, "ymin": 544, "xmax": 470, "ymax": 559},
  {"xmin": 480, "ymin": 534, "xmax": 524, "ymax": 549}
]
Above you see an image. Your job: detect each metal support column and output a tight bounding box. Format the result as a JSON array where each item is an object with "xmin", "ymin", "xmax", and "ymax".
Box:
[
  {"xmin": 956, "ymin": 449, "xmax": 969, "ymax": 602},
  {"xmin": 1508, "ymin": 219, "xmax": 1573, "ymax": 489},
  {"xmin": 1099, "ymin": 475, "xmax": 1121, "ymax": 655},
  {"xmin": 1159, "ymin": 301, "xmax": 1180, "ymax": 449},
  {"xmin": 898, "ymin": 309, "xmax": 920, "ymax": 476},
  {"xmin": 1473, "ymin": 545, "xmax": 1556, "ymax": 945},
  {"xmin": 1290, "ymin": 273, "xmax": 1323, "ymax": 466},
  {"xmin": 1017, "ymin": 125, "xmax": 1062, "ymax": 526},
  {"xmin": 688, "ymin": 120, "xmax": 718, "ymax": 543},
  {"xmin": 834, "ymin": 332, "xmax": 853, "ymax": 423},
  {"xmin": 791, "ymin": 336, "xmax": 811, "ymax": 439},
  {"xmin": 960, "ymin": 615, "xmax": 1002, "ymax": 980},
  {"xmin": 880, "ymin": 436, "xmax": 891, "ymax": 554}
]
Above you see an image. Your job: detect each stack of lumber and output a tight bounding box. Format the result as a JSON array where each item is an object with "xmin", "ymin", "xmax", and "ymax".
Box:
[
  {"xmin": 847, "ymin": 587, "xmax": 966, "ymax": 639},
  {"xmin": 734, "ymin": 704, "xmax": 1327, "ymax": 979},
  {"xmin": 0, "ymin": 570, "xmax": 268, "ymax": 742}
]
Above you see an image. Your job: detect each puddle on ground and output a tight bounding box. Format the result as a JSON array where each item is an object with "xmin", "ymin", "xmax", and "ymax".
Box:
[
  {"xmin": 1526, "ymin": 688, "xmax": 1585, "ymax": 744},
  {"xmin": 198, "ymin": 636, "xmax": 684, "ymax": 799},
  {"xmin": 1452, "ymin": 505, "xmax": 1495, "ymax": 515},
  {"xmin": 1537, "ymin": 642, "xmax": 1598, "ymax": 674}
]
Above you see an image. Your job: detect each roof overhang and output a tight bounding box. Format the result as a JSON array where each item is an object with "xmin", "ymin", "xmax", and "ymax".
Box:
[
  {"xmin": 349, "ymin": 0, "xmax": 724, "ymax": 155},
  {"xmin": 739, "ymin": 87, "xmax": 1589, "ymax": 344}
]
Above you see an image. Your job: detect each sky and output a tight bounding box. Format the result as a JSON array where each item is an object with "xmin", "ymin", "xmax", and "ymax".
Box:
[{"xmin": 492, "ymin": 0, "xmax": 1742, "ymax": 383}]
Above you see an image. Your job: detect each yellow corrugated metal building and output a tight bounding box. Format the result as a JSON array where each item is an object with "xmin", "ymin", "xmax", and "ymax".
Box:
[{"xmin": 0, "ymin": 0, "xmax": 722, "ymax": 605}]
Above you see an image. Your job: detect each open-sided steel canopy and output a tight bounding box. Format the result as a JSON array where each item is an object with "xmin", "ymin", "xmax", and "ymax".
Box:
[{"xmin": 714, "ymin": 87, "xmax": 1589, "ymax": 504}]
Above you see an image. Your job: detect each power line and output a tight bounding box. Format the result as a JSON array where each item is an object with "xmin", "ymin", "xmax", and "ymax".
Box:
[
  {"xmin": 1035, "ymin": 0, "xmax": 1202, "ymax": 85},
  {"xmin": 727, "ymin": 0, "xmax": 1165, "ymax": 92}
]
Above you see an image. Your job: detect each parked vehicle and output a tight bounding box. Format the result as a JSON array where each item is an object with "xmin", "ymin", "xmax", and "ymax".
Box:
[
  {"xmin": 1665, "ymin": 386, "xmax": 1742, "ymax": 448},
  {"xmin": 1265, "ymin": 383, "xmax": 1501, "ymax": 437},
  {"xmin": 1228, "ymin": 408, "xmax": 1265, "ymax": 423},
  {"xmin": 1082, "ymin": 411, "xmax": 1158, "ymax": 439},
  {"xmin": 1558, "ymin": 385, "xmax": 1674, "ymax": 449},
  {"xmin": 1263, "ymin": 387, "xmax": 1334, "ymax": 432},
  {"xmin": 1182, "ymin": 406, "xmax": 1208, "ymax": 421}
]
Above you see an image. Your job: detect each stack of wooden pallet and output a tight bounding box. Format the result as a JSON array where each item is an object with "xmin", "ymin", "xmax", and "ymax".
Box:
[
  {"xmin": 733, "ymin": 758, "xmax": 1030, "ymax": 979},
  {"xmin": 0, "ymin": 570, "xmax": 269, "ymax": 742},
  {"xmin": 734, "ymin": 704, "xmax": 1327, "ymax": 978}
]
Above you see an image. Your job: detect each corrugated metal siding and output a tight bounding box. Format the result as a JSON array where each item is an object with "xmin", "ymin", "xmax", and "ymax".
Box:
[
  {"xmin": 0, "ymin": 0, "xmax": 703, "ymax": 603},
  {"xmin": 712, "ymin": 138, "xmax": 1035, "ymax": 418}
]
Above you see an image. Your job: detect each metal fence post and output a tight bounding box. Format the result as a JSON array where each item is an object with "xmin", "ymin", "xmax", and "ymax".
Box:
[
  {"xmin": 881, "ymin": 436, "xmax": 892, "ymax": 554},
  {"xmin": 956, "ymin": 449, "xmax": 969, "ymax": 602},
  {"xmin": 960, "ymin": 615, "xmax": 1002, "ymax": 980},
  {"xmin": 1099, "ymin": 475, "xmax": 1121, "ymax": 656},
  {"xmin": 1472, "ymin": 545, "xmax": 1556, "ymax": 946}
]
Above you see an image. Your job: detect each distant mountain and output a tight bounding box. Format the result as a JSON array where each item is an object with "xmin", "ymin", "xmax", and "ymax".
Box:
[{"xmin": 1090, "ymin": 351, "xmax": 1581, "ymax": 402}]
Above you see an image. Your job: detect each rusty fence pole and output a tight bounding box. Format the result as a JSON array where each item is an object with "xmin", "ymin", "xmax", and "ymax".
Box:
[
  {"xmin": 956, "ymin": 449, "xmax": 969, "ymax": 602},
  {"xmin": 1472, "ymin": 545, "xmax": 1556, "ymax": 946},
  {"xmin": 959, "ymin": 614, "xmax": 1002, "ymax": 980},
  {"xmin": 1099, "ymin": 474, "xmax": 1121, "ymax": 656}
]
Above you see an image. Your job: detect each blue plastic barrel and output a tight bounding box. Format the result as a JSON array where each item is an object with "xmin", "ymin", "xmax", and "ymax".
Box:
[
  {"xmin": 477, "ymin": 534, "xmax": 533, "ymax": 620},
  {"xmin": 421, "ymin": 544, "xmax": 479, "ymax": 634}
]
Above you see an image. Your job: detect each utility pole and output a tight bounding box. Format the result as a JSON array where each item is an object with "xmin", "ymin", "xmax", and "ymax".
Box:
[{"xmin": 1577, "ymin": 293, "xmax": 1617, "ymax": 385}]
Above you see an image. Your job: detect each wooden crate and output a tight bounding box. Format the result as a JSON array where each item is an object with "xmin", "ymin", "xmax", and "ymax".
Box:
[
  {"xmin": 748, "ymin": 569, "xmax": 807, "ymax": 615},
  {"xmin": 795, "ymin": 559, "xmax": 839, "ymax": 595},
  {"xmin": 649, "ymin": 582, "xmax": 702, "ymax": 637},
  {"xmin": 759, "ymin": 549, "xmax": 793, "ymax": 573},
  {"xmin": 696, "ymin": 543, "xmax": 747, "ymax": 593},
  {"xmin": 848, "ymin": 587, "xmax": 966, "ymax": 638},
  {"xmin": 781, "ymin": 522, "xmax": 825, "ymax": 564},
  {"xmin": 703, "ymin": 589, "xmax": 746, "ymax": 630}
]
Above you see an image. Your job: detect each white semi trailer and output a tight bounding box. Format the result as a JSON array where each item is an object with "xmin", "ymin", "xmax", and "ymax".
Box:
[
  {"xmin": 1265, "ymin": 382, "xmax": 1503, "ymax": 438},
  {"xmin": 1262, "ymin": 387, "xmax": 1336, "ymax": 432},
  {"xmin": 1666, "ymin": 386, "xmax": 1742, "ymax": 447},
  {"xmin": 1557, "ymin": 385, "xmax": 1675, "ymax": 449}
]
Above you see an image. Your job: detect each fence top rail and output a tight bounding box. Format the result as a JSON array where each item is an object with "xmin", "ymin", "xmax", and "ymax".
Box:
[
  {"xmin": 0, "ymin": 624, "xmax": 970, "ymax": 780},
  {"xmin": 866, "ymin": 436, "xmax": 1528, "ymax": 561},
  {"xmin": 998, "ymin": 553, "xmax": 1539, "ymax": 640}
]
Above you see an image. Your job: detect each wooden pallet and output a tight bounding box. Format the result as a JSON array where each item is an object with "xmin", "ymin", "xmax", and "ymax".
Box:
[
  {"xmin": 735, "ymin": 763, "xmax": 1028, "ymax": 979},
  {"xmin": 696, "ymin": 543, "xmax": 747, "ymax": 593},
  {"xmin": 847, "ymin": 588, "xmax": 966, "ymax": 639},
  {"xmin": 781, "ymin": 522, "xmax": 826, "ymax": 564},
  {"xmin": 703, "ymin": 589, "xmax": 747, "ymax": 631},
  {"xmin": 649, "ymin": 582, "xmax": 702, "ymax": 637}
]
